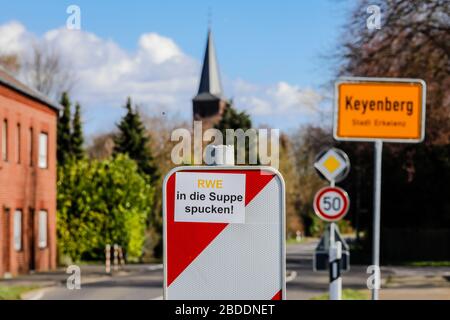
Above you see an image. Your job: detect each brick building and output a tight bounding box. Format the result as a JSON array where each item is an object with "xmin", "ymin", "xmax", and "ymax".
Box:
[{"xmin": 0, "ymin": 68, "xmax": 59, "ymax": 277}]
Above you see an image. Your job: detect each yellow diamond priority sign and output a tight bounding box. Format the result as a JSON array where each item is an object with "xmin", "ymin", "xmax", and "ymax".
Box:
[
  {"xmin": 323, "ymin": 156, "xmax": 341, "ymax": 174},
  {"xmin": 314, "ymin": 148, "xmax": 349, "ymax": 183}
]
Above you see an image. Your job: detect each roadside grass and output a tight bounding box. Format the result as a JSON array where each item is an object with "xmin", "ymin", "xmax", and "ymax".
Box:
[
  {"xmin": 405, "ymin": 261, "xmax": 450, "ymax": 267},
  {"xmin": 75, "ymin": 260, "xmax": 104, "ymax": 266},
  {"xmin": 286, "ymin": 236, "xmax": 319, "ymax": 245},
  {"xmin": 74, "ymin": 257, "xmax": 163, "ymax": 265},
  {"xmin": 310, "ymin": 289, "xmax": 369, "ymax": 300},
  {"xmin": 140, "ymin": 257, "xmax": 163, "ymax": 264},
  {"xmin": 0, "ymin": 285, "xmax": 39, "ymax": 300},
  {"xmin": 286, "ymin": 237, "xmax": 304, "ymax": 245}
]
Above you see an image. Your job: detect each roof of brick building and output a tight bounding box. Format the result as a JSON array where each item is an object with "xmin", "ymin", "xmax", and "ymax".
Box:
[{"xmin": 0, "ymin": 66, "xmax": 61, "ymax": 111}]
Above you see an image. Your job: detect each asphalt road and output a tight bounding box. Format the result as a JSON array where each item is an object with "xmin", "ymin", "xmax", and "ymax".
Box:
[
  {"xmin": 286, "ymin": 240, "xmax": 369, "ymax": 299},
  {"xmin": 37, "ymin": 265, "xmax": 164, "ymax": 300},
  {"xmin": 32, "ymin": 240, "xmax": 373, "ymax": 300},
  {"xmin": 27, "ymin": 240, "xmax": 449, "ymax": 300}
]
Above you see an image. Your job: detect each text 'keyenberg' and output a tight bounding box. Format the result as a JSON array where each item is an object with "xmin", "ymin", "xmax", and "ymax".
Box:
[{"xmin": 345, "ymin": 96, "xmax": 414, "ymax": 116}]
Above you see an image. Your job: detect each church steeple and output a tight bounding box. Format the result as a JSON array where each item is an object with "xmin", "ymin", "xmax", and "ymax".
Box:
[
  {"xmin": 197, "ymin": 29, "xmax": 223, "ymax": 98},
  {"xmin": 193, "ymin": 29, "xmax": 229, "ymax": 128}
]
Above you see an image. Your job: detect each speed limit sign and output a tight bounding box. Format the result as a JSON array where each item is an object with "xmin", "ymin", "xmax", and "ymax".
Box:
[{"xmin": 313, "ymin": 187, "xmax": 350, "ymax": 222}]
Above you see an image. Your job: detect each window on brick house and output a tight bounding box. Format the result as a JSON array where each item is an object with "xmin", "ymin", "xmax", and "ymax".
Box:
[
  {"xmin": 16, "ymin": 123, "xmax": 21, "ymax": 164},
  {"xmin": 38, "ymin": 210, "xmax": 47, "ymax": 248},
  {"xmin": 14, "ymin": 210, "xmax": 22, "ymax": 251},
  {"xmin": 38, "ymin": 132, "xmax": 48, "ymax": 168},
  {"xmin": 2, "ymin": 119, "xmax": 7, "ymax": 161},
  {"xmin": 29, "ymin": 127, "xmax": 33, "ymax": 166}
]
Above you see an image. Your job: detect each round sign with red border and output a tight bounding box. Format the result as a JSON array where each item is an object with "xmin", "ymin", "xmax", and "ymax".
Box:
[{"xmin": 313, "ymin": 186, "xmax": 350, "ymax": 222}]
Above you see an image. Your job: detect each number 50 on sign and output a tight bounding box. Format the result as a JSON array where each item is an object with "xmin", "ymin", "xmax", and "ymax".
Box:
[{"xmin": 313, "ymin": 187, "xmax": 350, "ymax": 222}]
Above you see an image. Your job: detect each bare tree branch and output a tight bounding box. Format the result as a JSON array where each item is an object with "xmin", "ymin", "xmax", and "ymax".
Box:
[{"xmin": 23, "ymin": 42, "xmax": 77, "ymax": 100}]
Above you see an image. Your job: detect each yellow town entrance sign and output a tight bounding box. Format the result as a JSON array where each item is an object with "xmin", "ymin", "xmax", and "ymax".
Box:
[{"xmin": 334, "ymin": 77, "xmax": 426, "ymax": 142}]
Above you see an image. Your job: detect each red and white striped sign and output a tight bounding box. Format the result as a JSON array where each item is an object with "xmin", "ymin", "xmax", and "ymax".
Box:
[{"xmin": 163, "ymin": 166, "xmax": 286, "ymax": 300}]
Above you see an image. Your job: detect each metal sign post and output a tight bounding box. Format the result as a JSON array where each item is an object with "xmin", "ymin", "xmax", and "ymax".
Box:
[
  {"xmin": 314, "ymin": 148, "xmax": 351, "ymax": 300},
  {"xmin": 371, "ymin": 140, "xmax": 383, "ymax": 300},
  {"xmin": 314, "ymin": 228, "xmax": 350, "ymax": 273}
]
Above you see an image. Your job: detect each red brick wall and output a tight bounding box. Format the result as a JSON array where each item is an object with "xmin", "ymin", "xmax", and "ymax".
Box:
[{"xmin": 0, "ymin": 85, "xmax": 57, "ymax": 277}]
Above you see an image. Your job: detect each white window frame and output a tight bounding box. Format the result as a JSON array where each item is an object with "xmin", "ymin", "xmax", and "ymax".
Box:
[
  {"xmin": 29, "ymin": 127, "xmax": 34, "ymax": 166},
  {"xmin": 38, "ymin": 132, "xmax": 48, "ymax": 169},
  {"xmin": 16, "ymin": 123, "xmax": 21, "ymax": 164},
  {"xmin": 38, "ymin": 210, "xmax": 48, "ymax": 249},
  {"xmin": 14, "ymin": 210, "xmax": 22, "ymax": 251},
  {"xmin": 2, "ymin": 119, "xmax": 7, "ymax": 161}
]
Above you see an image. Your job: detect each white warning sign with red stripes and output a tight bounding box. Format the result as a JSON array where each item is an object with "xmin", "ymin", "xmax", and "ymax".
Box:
[{"xmin": 163, "ymin": 166, "xmax": 286, "ymax": 300}]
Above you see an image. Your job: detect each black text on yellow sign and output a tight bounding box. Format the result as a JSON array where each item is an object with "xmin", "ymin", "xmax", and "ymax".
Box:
[{"xmin": 334, "ymin": 78, "xmax": 426, "ymax": 142}]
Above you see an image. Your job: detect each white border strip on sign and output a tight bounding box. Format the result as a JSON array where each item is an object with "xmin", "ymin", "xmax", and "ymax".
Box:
[
  {"xmin": 162, "ymin": 166, "xmax": 287, "ymax": 300},
  {"xmin": 333, "ymin": 77, "xmax": 427, "ymax": 143}
]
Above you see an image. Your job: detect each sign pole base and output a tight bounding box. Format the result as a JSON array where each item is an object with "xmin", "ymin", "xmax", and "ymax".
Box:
[{"xmin": 329, "ymin": 223, "xmax": 342, "ymax": 300}]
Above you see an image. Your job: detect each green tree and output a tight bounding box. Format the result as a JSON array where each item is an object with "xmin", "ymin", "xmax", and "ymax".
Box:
[
  {"xmin": 215, "ymin": 105, "xmax": 252, "ymax": 133},
  {"xmin": 57, "ymin": 154, "xmax": 154, "ymax": 262},
  {"xmin": 291, "ymin": 125, "xmax": 333, "ymax": 236},
  {"xmin": 71, "ymin": 103, "xmax": 84, "ymax": 160},
  {"xmin": 214, "ymin": 105, "xmax": 255, "ymax": 165},
  {"xmin": 57, "ymin": 92, "xmax": 72, "ymax": 165},
  {"xmin": 278, "ymin": 134, "xmax": 302, "ymax": 238},
  {"xmin": 113, "ymin": 97, "xmax": 158, "ymax": 181}
]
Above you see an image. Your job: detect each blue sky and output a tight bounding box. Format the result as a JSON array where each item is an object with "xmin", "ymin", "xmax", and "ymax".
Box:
[{"xmin": 0, "ymin": 0, "xmax": 357, "ymax": 136}]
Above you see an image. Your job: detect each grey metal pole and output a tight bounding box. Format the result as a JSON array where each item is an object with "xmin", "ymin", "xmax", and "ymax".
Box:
[{"xmin": 371, "ymin": 140, "xmax": 383, "ymax": 300}]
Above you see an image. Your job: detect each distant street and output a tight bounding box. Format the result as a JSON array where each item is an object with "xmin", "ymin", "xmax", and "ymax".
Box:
[
  {"xmin": 14, "ymin": 240, "xmax": 447, "ymax": 300},
  {"xmin": 32, "ymin": 240, "xmax": 368, "ymax": 300},
  {"xmin": 38, "ymin": 265, "xmax": 164, "ymax": 300},
  {"xmin": 286, "ymin": 240, "xmax": 370, "ymax": 299}
]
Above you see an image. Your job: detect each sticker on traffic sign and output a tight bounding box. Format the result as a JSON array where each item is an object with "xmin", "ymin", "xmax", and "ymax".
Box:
[
  {"xmin": 313, "ymin": 187, "xmax": 350, "ymax": 222},
  {"xmin": 334, "ymin": 77, "xmax": 426, "ymax": 142},
  {"xmin": 174, "ymin": 172, "xmax": 246, "ymax": 224},
  {"xmin": 314, "ymin": 148, "xmax": 350, "ymax": 183},
  {"xmin": 163, "ymin": 166, "xmax": 286, "ymax": 300}
]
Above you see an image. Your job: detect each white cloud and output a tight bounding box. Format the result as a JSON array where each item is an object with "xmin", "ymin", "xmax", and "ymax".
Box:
[
  {"xmin": 232, "ymin": 79, "xmax": 323, "ymax": 117},
  {"xmin": 239, "ymin": 96, "xmax": 272, "ymax": 115},
  {"xmin": 270, "ymin": 82, "xmax": 322, "ymax": 113},
  {"xmin": 39, "ymin": 26, "xmax": 199, "ymax": 112},
  {"xmin": 0, "ymin": 21, "xmax": 323, "ymax": 133},
  {"xmin": 0, "ymin": 21, "xmax": 32, "ymax": 54},
  {"xmin": 0, "ymin": 21, "xmax": 198, "ymax": 115},
  {"xmin": 138, "ymin": 33, "xmax": 182, "ymax": 64}
]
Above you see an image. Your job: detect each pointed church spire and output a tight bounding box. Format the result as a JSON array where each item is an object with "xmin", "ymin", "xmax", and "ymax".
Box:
[
  {"xmin": 193, "ymin": 28, "xmax": 230, "ymax": 129},
  {"xmin": 197, "ymin": 29, "xmax": 223, "ymax": 97}
]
